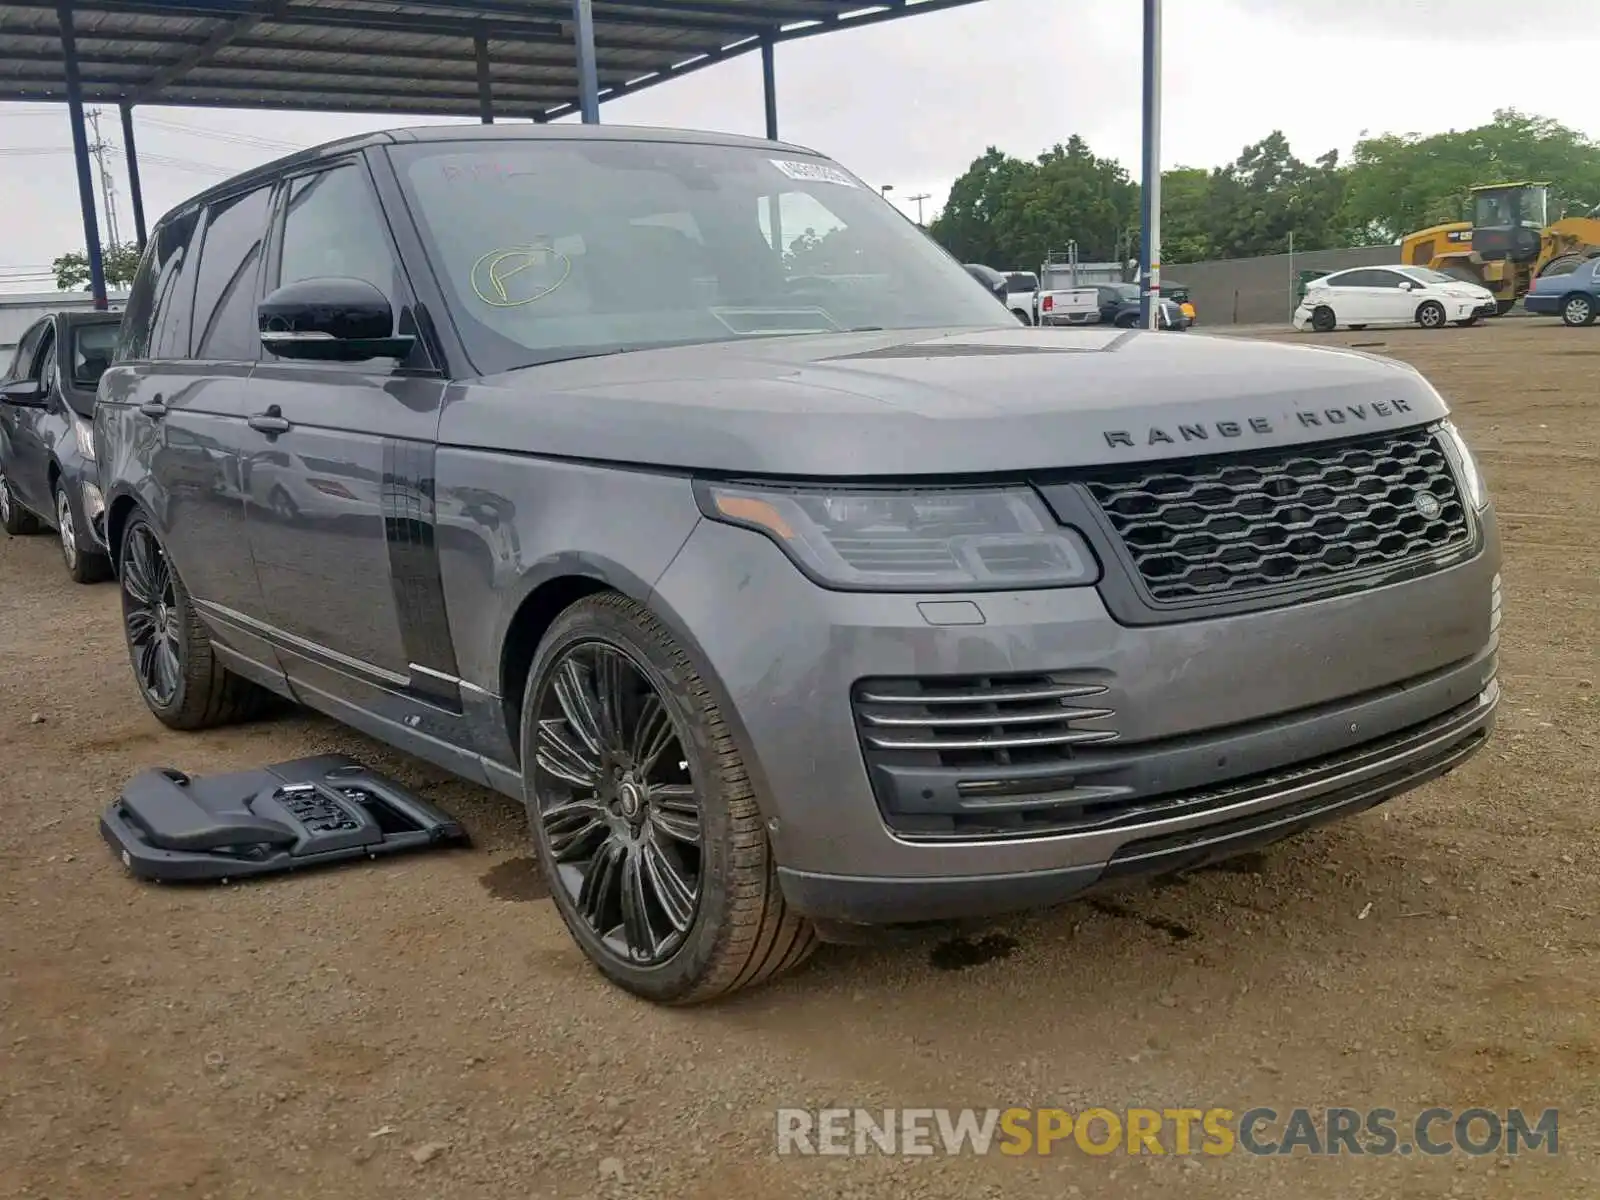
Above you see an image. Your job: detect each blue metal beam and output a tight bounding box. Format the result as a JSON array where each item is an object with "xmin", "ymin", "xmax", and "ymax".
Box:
[
  {"xmin": 1137, "ymin": 0, "xmax": 1162, "ymax": 329},
  {"xmin": 57, "ymin": 0, "xmax": 107, "ymax": 308},
  {"xmin": 572, "ymin": 0, "xmax": 599, "ymax": 123},
  {"xmin": 541, "ymin": 0, "xmax": 981, "ymax": 120},
  {"xmin": 761, "ymin": 35, "xmax": 777, "ymax": 141},
  {"xmin": 120, "ymin": 102, "xmax": 148, "ymax": 251}
]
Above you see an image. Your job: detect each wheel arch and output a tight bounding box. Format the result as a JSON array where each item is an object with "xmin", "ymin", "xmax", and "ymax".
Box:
[{"xmin": 104, "ymin": 487, "xmax": 145, "ymax": 571}]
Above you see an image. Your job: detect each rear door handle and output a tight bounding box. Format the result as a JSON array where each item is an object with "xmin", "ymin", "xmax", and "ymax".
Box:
[
  {"xmin": 139, "ymin": 396, "xmax": 167, "ymax": 419},
  {"xmin": 248, "ymin": 407, "xmax": 291, "ymax": 436}
]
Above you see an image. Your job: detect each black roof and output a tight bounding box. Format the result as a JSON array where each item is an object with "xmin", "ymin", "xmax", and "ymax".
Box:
[{"xmin": 0, "ymin": 0, "xmax": 984, "ymax": 121}]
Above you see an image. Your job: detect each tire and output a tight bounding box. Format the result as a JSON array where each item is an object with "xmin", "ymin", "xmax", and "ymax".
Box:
[
  {"xmin": 1010, "ymin": 308, "xmax": 1032, "ymax": 327},
  {"xmin": 520, "ymin": 592, "xmax": 817, "ymax": 1004},
  {"xmin": 1310, "ymin": 306, "xmax": 1337, "ymax": 333},
  {"xmin": 1494, "ymin": 299, "xmax": 1516, "ymax": 317},
  {"xmin": 0, "ymin": 465, "xmax": 41, "ymax": 535},
  {"xmin": 267, "ymin": 485, "xmax": 299, "ymax": 523},
  {"xmin": 1562, "ymin": 294, "xmax": 1596, "ymax": 327},
  {"xmin": 1539, "ymin": 254, "xmax": 1588, "ymax": 280},
  {"xmin": 55, "ymin": 481, "xmax": 110, "ymax": 584},
  {"xmin": 118, "ymin": 509, "xmax": 268, "ymax": 730},
  {"xmin": 1415, "ymin": 300, "xmax": 1447, "ymax": 329}
]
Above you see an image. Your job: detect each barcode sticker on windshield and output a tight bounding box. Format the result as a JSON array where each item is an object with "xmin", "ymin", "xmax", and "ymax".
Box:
[{"xmin": 770, "ymin": 159, "xmax": 859, "ymax": 187}]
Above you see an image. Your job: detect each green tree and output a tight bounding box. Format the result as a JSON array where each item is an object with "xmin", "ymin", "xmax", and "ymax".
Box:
[
  {"xmin": 1339, "ymin": 109, "xmax": 1600, "ymax": 242},
  {"xmin": 1201, "ymin": 132, "xmax": 1349, "ymax": 259},
  {"xmin": 1156, "ymin": 167, "xmax": 1214, "ymax": 263},
  {"xmin": 52, "ymin": 242, "xmax": 143, "ymax": 291},
  {"xmin": 927, "ymin": 147, "xmax": 1034, "ymax": 266}
]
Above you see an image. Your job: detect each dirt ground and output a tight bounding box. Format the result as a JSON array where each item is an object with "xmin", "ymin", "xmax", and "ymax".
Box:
[{"xmin": 2, "ymin": 319, "xmax": 1596, "ymax": 1200}]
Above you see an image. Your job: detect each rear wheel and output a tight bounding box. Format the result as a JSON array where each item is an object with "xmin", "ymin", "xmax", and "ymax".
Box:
[
  {"xmin": 1310, "ymin": 306, "xmax": 1337, "ymax": 333},
  {"xmin": 1416, "ymin": 300, "xmax": 1447, "ymax": 329},
  {"xmin": 119, "ymin": 511, "xmax": 268, "ymax": 729},
  {"xmin": 1561, "ymin": 294, "xmax": 1596, "ymax": 327},
  {"xmin": 0, "ymin": 467, "xmax": 41, "ymax": 535},
  {"xmin": 55, "ymin": 482, "xmax": 110, "ymax": 584},
  {"xmin": 521, "ymin": 592, "xmax": 817, "ymax": 1004}
]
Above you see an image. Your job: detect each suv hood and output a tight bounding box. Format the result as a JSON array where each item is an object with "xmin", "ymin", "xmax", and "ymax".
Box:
[{"xmin": 445, "ymin": 325, "xmax": 1449, "ymax": 478}]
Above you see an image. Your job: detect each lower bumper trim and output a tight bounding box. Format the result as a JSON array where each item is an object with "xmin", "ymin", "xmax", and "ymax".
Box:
[{"xmin": 779, "ymin": 691, "xmax": 1494, "ymax": 929}]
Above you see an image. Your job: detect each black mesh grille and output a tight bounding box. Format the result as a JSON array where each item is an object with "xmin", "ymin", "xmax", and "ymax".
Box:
[{"xmin": 1084, "ymin": 428, "xmax": 1472, "ymax": 604}]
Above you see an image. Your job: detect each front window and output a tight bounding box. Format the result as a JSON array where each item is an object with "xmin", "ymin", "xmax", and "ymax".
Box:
[{"xmin": 389, "ymin": 139, "xmax": 1009, "ymax": 374}]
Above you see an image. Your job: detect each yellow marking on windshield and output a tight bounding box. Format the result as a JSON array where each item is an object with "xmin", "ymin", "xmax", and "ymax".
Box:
[{"xmin": 470, "ymin": 245, "xmax": 572, "ymax": 308}]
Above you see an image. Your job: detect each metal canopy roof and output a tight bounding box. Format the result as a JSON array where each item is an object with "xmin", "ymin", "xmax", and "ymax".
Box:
[{"xmin": 0, "ymin": 0, "xmax": 983, "ymax": 122}]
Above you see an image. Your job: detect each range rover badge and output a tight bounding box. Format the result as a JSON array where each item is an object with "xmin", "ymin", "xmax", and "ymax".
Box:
[{"xmin": 1414, "ymin": 492, "xmax": 1442, "ymax": 519}]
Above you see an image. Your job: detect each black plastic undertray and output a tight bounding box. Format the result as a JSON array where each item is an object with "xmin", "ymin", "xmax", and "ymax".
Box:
[{"xmin": 101, "ymin": 754, "xmax": 467, "ymax": 882}]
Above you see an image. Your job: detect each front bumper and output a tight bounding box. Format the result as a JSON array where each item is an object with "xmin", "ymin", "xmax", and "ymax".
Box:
[{"xmin": 652, "ymin": 506, "xmax": 1502, "ymax": 928}]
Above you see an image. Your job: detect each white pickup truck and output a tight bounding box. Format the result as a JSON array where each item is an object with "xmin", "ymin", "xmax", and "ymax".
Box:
[{"xmin": 1034, "ymin": 284, "xmax": 1101, "ymax": 326}]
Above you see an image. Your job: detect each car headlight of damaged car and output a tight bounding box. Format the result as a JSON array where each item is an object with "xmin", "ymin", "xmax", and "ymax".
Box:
[
  {"xmin": 1438, "ymin": 419, "xmax": 1487, "ymax": 510},
  {"xmin": 698, "ymin": 482, "xmax": 1099, "ymax": 591},
  {"xmin": 72, "ymin": 415, "xmax": 96, "ymax": 462}
]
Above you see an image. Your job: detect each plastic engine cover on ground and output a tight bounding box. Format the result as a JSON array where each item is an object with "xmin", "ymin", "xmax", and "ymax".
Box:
[{"xmin": 101, "ymin": 755, "xmax": 468, "ymax": 882}]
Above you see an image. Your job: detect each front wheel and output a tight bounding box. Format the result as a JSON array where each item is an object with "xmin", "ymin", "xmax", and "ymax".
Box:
[
  {"xmin": 1415, "ymin": 300, "xmax": 1447, "ymax": 329},
  {"xmin": 118, "ymin": 511, "xmax": 268, "ymax": 729},
  {"xmin": 1562, "ymin": 294, "xmax": 1596, "ymax": 327},
  {"xmin": 56, "ymin": 482, "xmax": 110, "ymax": 584},
  {"xmin": 521, "ymin": 592, "xmax": 816, "ymax": 1004},
  {"xmin": 0, "ymin": 466, "xmax": 41, "ymax": 535},
  {"xmin": 1310, "ymin": 306, "xmax": 1337, "ymax": 333}
]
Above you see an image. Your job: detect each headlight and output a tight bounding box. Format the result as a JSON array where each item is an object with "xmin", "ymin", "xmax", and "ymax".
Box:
[
  {"xmin": 1438, "ymin": 420, "xmax": 1486, "ymax": 509},
  {"xmin": 72, "ymin": 415, "xmax": 96, "ymax": 462},
  {"xmin": 698, "ymin": 482, "xmax": 1100, "ymax": 591}
]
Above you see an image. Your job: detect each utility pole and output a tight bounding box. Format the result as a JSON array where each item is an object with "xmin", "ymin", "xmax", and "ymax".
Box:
[
  {"xmin": 907, "ymin": 192, "xmax": 931, "ymax": 226},
  {"xmin": 1137, "ymin": 0, "xmax": 1163, "ymax": 329},
  {"xmin": 87, "ymin": 108, "xmax": 121, "ymax": 250}
]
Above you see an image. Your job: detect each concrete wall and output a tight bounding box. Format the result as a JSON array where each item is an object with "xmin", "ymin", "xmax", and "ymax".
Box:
[
  {"xmin": 1, "ymin": 291, "xmax": 128, "ymax": 362},
  {"xmin": 1168, "ymin": 245, "xmax": 1401, "ymax": 326}
]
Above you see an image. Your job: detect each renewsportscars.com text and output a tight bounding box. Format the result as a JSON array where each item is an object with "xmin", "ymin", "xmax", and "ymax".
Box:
[{"xmin": 775, "ymin": 1106, "xmax": 1560, "ymax": 1158}]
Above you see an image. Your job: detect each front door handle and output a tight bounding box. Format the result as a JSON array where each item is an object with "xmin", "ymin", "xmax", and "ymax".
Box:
[
  {"xmin": 248, "ymin": 406, "xmax": 291, "ymax": 436},
  {"xmin": 139, "ymin": 396, "xmax": 167, "ymax": 419}
]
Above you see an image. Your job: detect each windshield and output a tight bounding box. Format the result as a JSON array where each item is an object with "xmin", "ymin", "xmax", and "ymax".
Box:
[{"xmin": 390, "ymin": 139, "xmax": 1010, "ymax": 374}]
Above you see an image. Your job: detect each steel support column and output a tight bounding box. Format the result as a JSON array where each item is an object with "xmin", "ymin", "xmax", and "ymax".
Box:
[
  {"xmin": 119, "ymin": 102, "xmax": 148, "ymax": 251},
  {"xmin": 760, "ymin": 36, "xmax": 777, "ymax": 141},
  {"xmin": 58, "ymin": 0, "xmax": 107, "ymax": 308},
  {"xmin": 475, "ymin": 33, "xmax": 494, "ymax": 123},
  {"xmin": 571, "ymin": 0, "xmax": 599, "ymax": 123},
  {"xmin": 1137, "ymin": 0, "xmax": 1162, "ymax": 330}
]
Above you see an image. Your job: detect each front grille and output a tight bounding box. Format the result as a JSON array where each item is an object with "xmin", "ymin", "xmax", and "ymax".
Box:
[{"xmin": 1084, "ymin": 428, "xmax": 1472, "ymax": 605}]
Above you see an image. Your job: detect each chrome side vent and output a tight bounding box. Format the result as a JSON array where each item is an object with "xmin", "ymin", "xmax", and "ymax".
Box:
[{"xmin": 853, "ymin": 675, "xmax": 1118, "ymax": 765}]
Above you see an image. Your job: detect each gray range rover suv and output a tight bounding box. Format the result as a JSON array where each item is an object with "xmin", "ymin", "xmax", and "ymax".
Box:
[{"xmin": 97, "ymin": 125, "xmax": 1500, "ymax": 1003}]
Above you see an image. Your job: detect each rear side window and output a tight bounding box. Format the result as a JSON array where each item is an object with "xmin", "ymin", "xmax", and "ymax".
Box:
[
  {"xmin": 119, "ymin": 208, "xmax": 202, "ymax": 361},
  {"xmin": 191, "ymin": 185, "xmax": 272, "ymax": 361}
]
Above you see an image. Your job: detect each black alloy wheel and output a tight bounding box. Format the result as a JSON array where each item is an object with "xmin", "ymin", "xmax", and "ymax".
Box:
[
  {"xmin": 532, "ymin": 640, "xmax": 704, "ymax": 967},
  {"xmin": 121, "ymin": 519, "xmax": 183, "ymax": 708},
  {"xmin": 521, "ymin": 593, "xmax": 817, "ymax": 1004},
  {"xmin": 1310, "ymin": 306, "xmax": 1338, "ymax": 333},
  {"xmin": 117, "ymin": 511, "xmax": 267, "ymax": 729}
]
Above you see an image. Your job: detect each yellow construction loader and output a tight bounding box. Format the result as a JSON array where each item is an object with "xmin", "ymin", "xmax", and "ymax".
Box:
[{"xmin": 1399, "ymin": 182, "xmax": 1600, "ymax": 314}]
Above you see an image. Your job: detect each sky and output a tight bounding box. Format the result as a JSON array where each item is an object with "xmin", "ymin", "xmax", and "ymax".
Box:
[{"xmin": 2, "ymin": 0, "xmax": 1598, "ymax": 292}]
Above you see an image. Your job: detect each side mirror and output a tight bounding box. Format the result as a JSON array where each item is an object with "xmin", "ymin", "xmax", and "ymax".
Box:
[
  {"xmin": 258, "ymin": 277, "xmax": 415, "ymax": 363},
  {"xmin": 1396, "ymin": 280, "xmax": 1414, "ymax": 291},
  {"xmin": 0, "ymin": 379, "xmax": 46, "ymax": 407}
]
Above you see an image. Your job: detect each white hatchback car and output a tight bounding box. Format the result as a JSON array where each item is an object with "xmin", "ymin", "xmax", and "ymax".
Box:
[{"xmin": 1294, "ymin": 265, "xmax": 1497, "ymax": 333}]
